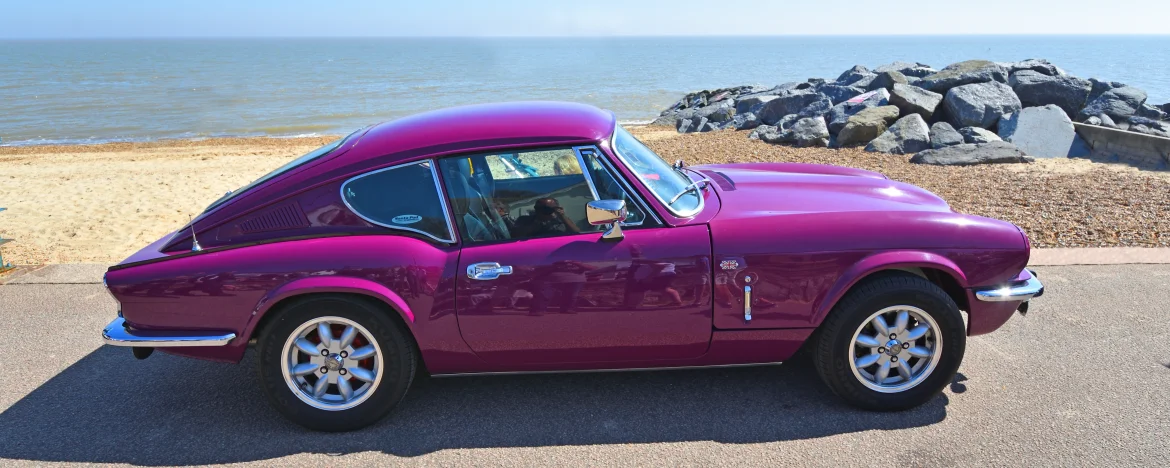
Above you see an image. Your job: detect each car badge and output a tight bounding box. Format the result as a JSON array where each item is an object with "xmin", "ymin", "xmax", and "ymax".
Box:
[{"xmin": 719, "ymin": 260, "xmax": 739, "ymax": 270}]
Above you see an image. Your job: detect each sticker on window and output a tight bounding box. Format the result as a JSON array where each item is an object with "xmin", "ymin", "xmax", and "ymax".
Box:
[{"xmin": 391, "ymin": 214, "xmax": 422, "ymax": 225}]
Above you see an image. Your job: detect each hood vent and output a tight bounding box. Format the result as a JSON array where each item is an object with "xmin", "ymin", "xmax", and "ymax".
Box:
[{"xmin": 238, "ymin": 202, "xmax": 310, "ymax": 234}]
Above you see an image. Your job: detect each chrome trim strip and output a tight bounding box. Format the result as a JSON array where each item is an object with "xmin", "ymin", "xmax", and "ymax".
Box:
[
  {"xmin": 430, "ymin": 361, "xmax": 785, "ymax": 378},
  {"xmin": 339, "ymin": 159, "xmax": 457, "ymax": 244},
  {"xmin": 610, "ymin": 124, "xmax": 704, "ymax": 219},
  {"xmin": 974, "ymin": 276, "xmax": 1045, "ymax": 302},
  {"xmin": 573, "ymin": 146, "xmax": 659, "ymax": 226},
  {"xmin": 744, "ymin": 285, "xmax": 752, "ymax": 322},
  {"xmin": 573, "ymin": 146, "xmax": 603, "ymax": 202},
  {"xmin": 101, "ymin": 317, "xmax": 236, "ymax": 347}
]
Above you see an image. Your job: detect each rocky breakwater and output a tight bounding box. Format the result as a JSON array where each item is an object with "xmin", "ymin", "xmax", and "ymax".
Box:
[{"xmin": 654, "ymin": 59, "xmax": 1170, "ymax": 166}]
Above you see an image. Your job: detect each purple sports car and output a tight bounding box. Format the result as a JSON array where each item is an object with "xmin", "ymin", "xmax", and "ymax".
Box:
[{"xmin": 101, "ymin": 102, "xmax": 1043, "ymax": 431}]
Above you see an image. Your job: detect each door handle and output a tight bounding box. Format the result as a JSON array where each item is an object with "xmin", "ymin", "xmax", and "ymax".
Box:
[{"xmin": 467, "ymin": 262, "xmax": 514, "ymax": 281}]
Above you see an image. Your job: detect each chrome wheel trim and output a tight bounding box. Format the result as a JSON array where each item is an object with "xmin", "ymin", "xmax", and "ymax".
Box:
[
  {"xmin": 848, "ymin": 305, "xmax": 943, "ymax": 394},
  {"xmin": 280, "ymin": 316, "xmax": 384, "ymax": 411}
]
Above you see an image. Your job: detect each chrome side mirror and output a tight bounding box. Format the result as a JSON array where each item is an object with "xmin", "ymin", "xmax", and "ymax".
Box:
[{"xmin": 586, "ymin": 200, "xmax": 628, "ymax": 241}]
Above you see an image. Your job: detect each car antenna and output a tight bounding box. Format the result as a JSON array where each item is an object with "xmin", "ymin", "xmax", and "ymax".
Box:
[{"xmin": 189, "ymin": 215, "xmax": 202, "ymax": 252}]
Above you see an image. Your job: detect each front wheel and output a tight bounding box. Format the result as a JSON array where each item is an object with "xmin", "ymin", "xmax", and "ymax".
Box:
[
  {"xmin": 257, "ymin": 295, "xmax": 416, "ymax": 431},
  {"xmin": 812, "ymin": 273, "xmax": 966, "ymax": 411}
]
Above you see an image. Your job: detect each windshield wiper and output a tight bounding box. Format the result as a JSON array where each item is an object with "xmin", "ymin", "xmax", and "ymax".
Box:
[{"xmin": 667, "ymin": 178, "xmax": 713, "ymax": 205}]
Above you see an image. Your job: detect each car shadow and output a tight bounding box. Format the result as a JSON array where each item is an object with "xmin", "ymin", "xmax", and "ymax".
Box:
[{"xmin": 0, "ymin": 346, "xmax": 948, "ymax": 465}]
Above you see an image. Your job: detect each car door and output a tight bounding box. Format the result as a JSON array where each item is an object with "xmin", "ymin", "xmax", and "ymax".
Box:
[{"xmin": 440, "ymin": 146, "xmax": 713, "ymax": 366}]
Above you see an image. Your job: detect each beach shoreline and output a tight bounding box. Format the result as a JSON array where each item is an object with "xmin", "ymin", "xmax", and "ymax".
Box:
[{"xmin": 1, "ymin": 129, "xmax": 1167, "ymax": 265}]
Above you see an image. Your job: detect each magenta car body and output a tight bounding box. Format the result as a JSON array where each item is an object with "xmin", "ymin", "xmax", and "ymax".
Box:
[{"xmin": 101, "ymin": 101, "xmax": 1042, "ymax": 430}]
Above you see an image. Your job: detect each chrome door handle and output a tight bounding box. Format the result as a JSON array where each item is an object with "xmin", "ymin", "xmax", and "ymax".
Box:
[{"xmin": 467, "ymin": 262, "xmax": 514, "ymax": 280}]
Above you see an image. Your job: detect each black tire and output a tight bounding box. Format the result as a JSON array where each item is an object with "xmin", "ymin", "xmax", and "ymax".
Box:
[
  {"xmin": 812, "ymin": 272, "xmax": 965, "ymax": 411},
  {"xmin": 257, "ymin": 295, "xmax": 416, "ymax": 431}
]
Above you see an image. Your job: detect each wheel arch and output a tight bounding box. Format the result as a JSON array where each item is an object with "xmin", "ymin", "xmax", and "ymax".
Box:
[
  {"xmin": 812, "ymin": 251, "xmax": 969, "ymax": 327},
  {"xmin": 244, "ymin": 276, "xmax": 417, "ymax": 348}
]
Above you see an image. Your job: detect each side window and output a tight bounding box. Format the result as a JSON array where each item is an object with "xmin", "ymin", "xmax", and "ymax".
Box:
[{"xmin": 341, "ymin": 161, "xmax": 454, "ymax": 243}]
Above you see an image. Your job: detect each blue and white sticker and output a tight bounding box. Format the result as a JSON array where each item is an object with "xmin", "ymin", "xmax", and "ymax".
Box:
[{"xmin": 391, "ymin": 214, "xmax": 422, "ymax": 225}]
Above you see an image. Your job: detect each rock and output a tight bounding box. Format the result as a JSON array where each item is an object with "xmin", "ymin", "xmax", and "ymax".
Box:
[
  {"xmin": 776, "ymin": 114, "xmax": 801, "ymax": 131},
  {"xmin": 676, "ymin": 117, "xmax": 696, "ymax": 133},
  {"xmin": 651, "ymin": 114, "xmax": 677, "ymax": 127},
  {"xmin": 807, "ymin": 78, "xmax": 826, "ymax": 86},
  {"xmin": 850, "ymin": 74, "xmax": 879, "ymax": 90},
  {"xmin": 756, "ymin": 91, "xmax": 827, "ymax": 125},
  {"xmin": 1007, "ymin": 59, "xmax": 1064, "ymax": 76},
  {"xmin": 817, "ymin": 83, "xmax": 866, "ymax": 104},
  {"xmin": 837, "ymin": 105, "xmax": 900, "ymax": 147},
  {"xmin": 1135, "ymin": 104, "xmax": 1166, "ymax": 121},
  {"xmin": 874, "ymin": 61, "xmax": 936, "ymax": 78},
  {"xmin": 836, "ymin": 65, "xmax": 873, "ymax": 85},
  {"xmin": 1127, "ymin": 117, "xmax": 1170, "ymax": 138},
  {"xmin": 910, "ymin": 142, "xmax": 1032, "ymax": 166},
  {"xmin": 1084, "ymin": 116, "xmax": 1103, "ymax": 126},
  {"xmin": 917, "ymin": 60, "xmax": 1009, "ymax": 94},
  {"xmin": 865, "ymin": 114, "xmax": 931, "ymax": 154},
  {"xmin": 1008, "ymin": 70, "xmax": 1092, "ymax": 117},
  {"xmin": 944, "ymin": 81, "xmax": 1022, "ymax": 129},
  {"xmin": 695, "ymin": 101, "xmax": 736, "ymax": 123},
  {"xmin": 1087, "ymin": 78, "xmax": 1125, "ymax": 103},
  {"xmin": 868, "ymin": 71, "xmax": 908, "ymax": 91},
  {"xmin": 889, "ymin": 83, "xmax": 943, "ymax": 120},
  {"xmin": 1096, "ymin": 113, "xmax": 1118, "ymax": 128},
  {"xmin": 797, "ymin": 95, "xmax": 834, "ymax": 119},
  {"xmin": 1160, "ymin": 103, "xmax": 1170, "ymax": 116},
  {"xmin": 930, "ymin": 122, "xmax": 965, "ymax": 149},
  {"xmin": 827, "ymin": 89, "xmax": 890, "ymax": 134},
  {"xmin": 697, "ymin": 121, "xmax": 720, "ymax": 132},
  {"xmin": 730, "ymin": 112, "xmax": 762, "ymax": 131},
  {"xmin": 1078, "ymin": 86, "xmax": 1148, "ymax": 122},
  {"xmin": 960, "ymin": 126, "xmax": 1002, "ymax": 144},
  {"xmin": 997, "ymin": 104, "xmax": 1077, "ymax": 158},
  {"xmin": 748, "ymin": 125, "xmax": 778, "ymax": 141},
  {"xmin": 905, "ymin": 76, "xmax": 921, "ymax": 85},
  {"xmin": 735, "ymin": 95, "xmax": 777, "ymax": 115},
  {"xmin": 777, "ymin": 117, "xmax": 830, "ymax": 147}
]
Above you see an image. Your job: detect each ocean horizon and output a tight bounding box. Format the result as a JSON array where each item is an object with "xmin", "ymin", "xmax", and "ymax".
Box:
[{"xmin": 2, "ymin": 35, "xmax": 1168, "ymax": 146}]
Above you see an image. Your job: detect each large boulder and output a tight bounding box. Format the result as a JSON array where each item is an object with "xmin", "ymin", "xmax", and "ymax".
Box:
[
  {"xmin": 1006, "ymin": 59, "xmax": 1064, "ymax": 76},
  {"xmin": 776, "ymin": 114, "xmax": 801, "ymax": 131},
  {"xmin": 1087, "ymin": 78, "xmax": 1126, "ymax": 103},
  {"xmin": 1008, "ymin": 70, "xmax": 1092, "ymax": 117},
  {"xmin": 756, "ymin": 91, "xmax": 827, "ymax": 125},
  {"xmin": 837, "ymin": 105, "xmax": 901, "ymax": 147},
  {"xmin": 827, "ymin": 89, "xmax": 890, "ymax": 134},
  {"xmin": 797, "ymin": 95, "xmax": 834, "ymax": 119},
  {"xmin": 917, "ymin": 60, "xmax": 1009, "ymax": 94},
  {"xmin": 1078, "ymin": 86, "xmax": 1148, "ymax": 122},
  {"xmin": 997, "ymin": 104, "xmax": 1077, "ymax": 158},
  {"xmin": 959, "ymin": 127, "xmax": 1002, "ymax": 144},
  {"xmin": 729, "ymin": 112, "xmax": 762, "ymax": 131},
  {"xmin": 874, "ymin": 61, "xmax": 936, "ymax": 78},
  {"xmin": 930, "ymin": 122, "xmax": 965, "ymax": 149},
  {"xmin": 778, "ymin": 117, "xmax": 831, "ymax": 147},
  {"xmin": 909, "ymin": 142, "xmax": 1033, "ymax": 166},
  {"xmin": 866, "ymin": 114, "xmax": 931, "ymax": 154},
  {"xmin": 1135, "ymin": 104, "xmax": 1166, "ymax": 121},
  {"xmin": 889, "ymin": 83, "xmax": 943, "ymax": 120},
  {"xmin": 695, "ymin": 101, "xmax": 736, "ymax": 123},
  {"xmin": 836, "ymin": 65, "xmax": 874, "ymax": 85},
  {"xmin": 749, "ymin": 125, "xmax": 779, "ymax": 141},
  {"xmin": 735, "ymin": 95, "xmax": 777, "ymax": 114},
  {"xmin": 817, "ymin": 83, "xmax": 866, "ymax": 104},
  {"xmin": 1127, "ymin": 117, "xmax": 1170, "ymax": 138},
  {"xmin": 944, "ymin": 81, "xmax": 1022, "ymax": 129},
  {"xmin": 867, "ymin": 71, "xmax": 908, "ymax": 91}
]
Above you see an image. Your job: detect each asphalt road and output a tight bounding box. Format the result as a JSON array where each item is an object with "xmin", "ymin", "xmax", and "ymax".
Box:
[{"xmin": 0, "ymin": 264, "xmax": 1167, "ymax": 466}]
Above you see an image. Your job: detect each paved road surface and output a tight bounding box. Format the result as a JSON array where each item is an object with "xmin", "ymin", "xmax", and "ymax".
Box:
[{"xmin": 1, "ymin": 265, "xmax": 1167, "ymax": 466}]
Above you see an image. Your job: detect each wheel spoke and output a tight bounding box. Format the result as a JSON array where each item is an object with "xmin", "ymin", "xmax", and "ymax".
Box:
[
  {"xmin": 348, "ymin": 344, "xmax": 377, "ymax": 361},
  {"xmin": 904, "ymin": 324, "xmax": 930, "ymax": 341},
  {"xmin": 312, "ymin": 374, "xmax": 330, "ymax": 398},
  {"xmin": 294, "ymin": 338, "xmax": 320, "ymax": 356},
  {"xmin": 855, "ymin": 353, "xmax": 881, "ymax": 368},
  {"xmin": 346, "ymin": 365, "xmax": 374, "ymax": 383},
  {"xmin": 855, "ymin": 334, "xmax": 882, "ymax": 348},
  {"xmin": 337, "ymin": 376, "xmax": 353, "ymax": 401},
  {"xmin": 290, "ymin": 362, "xmax": 319, "ymax": 377},
  {"xmin": 894, "ymin": 310, "xmax": 909, "ymax": 335},
  {"xmin": 896, "ymin": 359, "xmax": 913, "ymax": 380},
  {"xmin": 872, "ymin": 315, "xmax": 891, "ymax": 338},
  {"xmin": 338, "ymin": 326, "xmax": 358, "ymax": 350},
  {"xmin": 907, "ymin": 345, "xmax": 933, "ymax": 358},
  {"xmin": 874, "ymin": 361, "xmax": 891, "ymax": 384},
  {"xmin": 317, "ymin": 322, "xmax": 334, "ymax": 347}
]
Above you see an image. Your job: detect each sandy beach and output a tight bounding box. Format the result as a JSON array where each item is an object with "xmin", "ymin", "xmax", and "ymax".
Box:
[{"xmin": 1, "ymin": 128, "xmax": 1168, "ymax": 265}]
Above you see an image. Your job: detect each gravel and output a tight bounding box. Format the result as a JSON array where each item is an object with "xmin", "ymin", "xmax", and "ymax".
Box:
[{"xmin": 633, "ymin": 126, "xmax": 1170, "ymax": 248}]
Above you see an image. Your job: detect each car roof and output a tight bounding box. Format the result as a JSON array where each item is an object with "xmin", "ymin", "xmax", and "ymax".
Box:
[{"xmin": 339, "ymin": 101, "xmax": 617, "ymax": 165}]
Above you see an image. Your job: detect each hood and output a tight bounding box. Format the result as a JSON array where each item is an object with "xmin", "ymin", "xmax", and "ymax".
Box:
[{"xmin": 696, "ymin": 162, "xmax": 951, "ymax": 218}]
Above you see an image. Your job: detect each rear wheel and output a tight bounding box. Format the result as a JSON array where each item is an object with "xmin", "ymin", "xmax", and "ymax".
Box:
[
  {"xmin": 812, "ymin": 273, "xmax": 965, "ymax": 410},
  {"xmin": 257, "ymin": 295, "xmax": 415, "ymax": 431}
]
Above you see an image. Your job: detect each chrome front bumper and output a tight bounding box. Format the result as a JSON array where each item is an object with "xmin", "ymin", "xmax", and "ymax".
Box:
[
  {"xmin": 101, "ymin": 317, "xmax": 237, "ymax": 347},
  {"xmin": 974, "ymin": 271, "xmax": 1045, "ymax": 303}
]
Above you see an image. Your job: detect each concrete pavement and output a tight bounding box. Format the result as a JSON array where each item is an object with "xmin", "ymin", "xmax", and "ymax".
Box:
[{"xmin": 0, "ymin": 264, "xmax": 1168, "ymax": 466}]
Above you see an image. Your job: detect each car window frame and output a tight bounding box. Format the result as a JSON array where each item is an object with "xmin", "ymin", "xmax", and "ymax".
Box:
[
  {"xmin": 339, "ymin": 159, "xmax": 457, "ymax": 244},
  {"xmin": 573, "ymin": 145, "xmax": 660, "ymax": 227},
  {"xmin": 609, "ymin": 125, "xmax": 704, "ymax": 219}
]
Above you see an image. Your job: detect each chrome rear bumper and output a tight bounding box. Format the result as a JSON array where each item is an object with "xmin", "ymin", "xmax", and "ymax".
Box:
[
  {"xmin": 974, "ymin": 272, "xmax": 1045, "ymax": 303},
  {"xmin": 101, "ymin": 317, "xmax": 236, "ymax": 347}
]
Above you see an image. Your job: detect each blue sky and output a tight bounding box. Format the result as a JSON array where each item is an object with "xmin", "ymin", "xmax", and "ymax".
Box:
[{"xmin": 3, "ymin": 0, "xmax": 1168, "ymax": 38}]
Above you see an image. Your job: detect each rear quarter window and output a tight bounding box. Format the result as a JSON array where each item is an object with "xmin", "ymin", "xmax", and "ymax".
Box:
[{"xmin": 341, "ymin": 161, "xmax": 454, "ymax": 243}]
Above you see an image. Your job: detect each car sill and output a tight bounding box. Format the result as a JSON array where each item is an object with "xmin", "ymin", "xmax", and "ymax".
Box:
[{"xmin": 430, "ymin": 361, "xmax": 784, "ymax": 378}]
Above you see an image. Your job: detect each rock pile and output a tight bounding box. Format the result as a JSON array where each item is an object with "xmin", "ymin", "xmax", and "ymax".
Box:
[{"xmin": 655, "ymin": 59, "xmax": 1170, "ymax": 165}]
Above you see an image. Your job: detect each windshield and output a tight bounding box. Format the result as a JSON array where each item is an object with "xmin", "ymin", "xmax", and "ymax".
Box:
[
  {"xmin": 611, "ymin": 125, "xmax": 702, "ymax": 217},
  {"xmin": 204, "ymin": 130, "xmax": 358, "ymax": 211}
]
